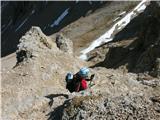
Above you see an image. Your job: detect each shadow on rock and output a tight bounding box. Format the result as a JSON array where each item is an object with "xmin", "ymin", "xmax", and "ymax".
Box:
[
  {"xmin": 46, "ymin": 99, "xmax": 70, "ymax": 120},
  {"xmin": 1, "ymin": 1, "xmax": 107, "ymax": 57},
  {"xmin": 90, "ymin": 2, "xmax": 160, "ymax": 75},
  {"xmin": 45, "ymin": 94, "xmax": 69, "ymax": 107}
]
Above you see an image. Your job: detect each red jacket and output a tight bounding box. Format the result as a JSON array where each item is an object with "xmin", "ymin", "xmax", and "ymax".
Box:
[{"xmin": 75, "ymin": 79, "xmax": 88, "ymax": 92}]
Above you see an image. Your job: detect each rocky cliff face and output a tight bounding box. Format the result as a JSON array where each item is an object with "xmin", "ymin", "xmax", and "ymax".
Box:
[
  {"xmin": 1, "ymin": 1, "xmax": 106, "ymax": 57},
  {"xmin": 60, "ymin": 2, "xmax": 160, "ymax": 120},
  {"xmin": 2, "ymin": 26, "xmax": 86, "ymax": 120},
  {"xmin": 2, "ymin": 1, "xmax": 160, "ymax": 120},
  {"xmin": 2, "ymin": 26, "xmax": 160, "ymax": 119},
  {"xmin": 134, "ymin": 1, "xmax": 160, "ymax": 76},
  {"xmin": 89, "ymin": 1, "xmax": 160, "ymax": 77}
]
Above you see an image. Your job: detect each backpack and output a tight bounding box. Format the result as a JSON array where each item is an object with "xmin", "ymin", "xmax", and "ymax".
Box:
[
  {"xmin": 66, "ymin": 72, "xmax": 73, "ymax": 83},
  {"xmin": 66, "ymin": 72, "xmax": 75, "ymax": 92}
]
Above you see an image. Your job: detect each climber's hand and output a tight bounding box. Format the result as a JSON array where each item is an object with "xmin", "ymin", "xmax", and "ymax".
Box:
[{"xmin": 90, "ymin": 74, "xmax": 95, "ymax": 80}]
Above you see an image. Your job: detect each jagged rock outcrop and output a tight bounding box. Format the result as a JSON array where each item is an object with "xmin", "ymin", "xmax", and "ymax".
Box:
[
  {"xmin": 62, "ymin": 94, "xmax": 160, "ymax": 120},
  {"xmin": 2, "ymin": 26, "xmax": 86, "ymax": 120},
  {"xmin": 16, "ymin": 26, "xmax": 56, "ymax": 64},
  {"xmin": 2, "ymin": 2, "xmax": 160, "ymax": 120},
  {"xmin": 1, "ymin": 1, "xmax": 106, "ymax": 57},
  {"xmin": 55, "ymin": 33, "xmax": 73, "ymax": 54},
  {"xmin": 58, "ymin": 2, "xmax": 160, "ymax": 119},
  {"xmin": 61, "ymin": 67, "xmax": 160, "ymax": 120},
  {"xmin": 134, "ymin": 1, "xmax": 160, "ymax": 73},
  {"xmin": 89, "ymin": 1, "xmax": 160, "ymax": 77}
]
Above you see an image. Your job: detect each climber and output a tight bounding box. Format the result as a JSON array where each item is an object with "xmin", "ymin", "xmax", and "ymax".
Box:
[{"xmin": 66, "ymin": 67, "xmax": 95, "ymax": 93}]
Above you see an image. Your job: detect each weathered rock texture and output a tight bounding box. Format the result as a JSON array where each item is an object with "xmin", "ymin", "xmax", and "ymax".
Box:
[
  {"xmin": 2, "ymin": 2, "xmax": 160, "ymax": 120},
  {"xmin": 2, "ymin": 26, "xmax": 86, "ymax": 120},
  {"xmin": 63, "ymin": 94, "xmax": 160, "ymax": 120},
  {"xmin": 89, "ymin": 2, "xmax": 160, "ymax": 76},
  {"xmin": 16, "ymin": 27, "xmax": 55, "ymax": 63},
  {"xmin": 61, "ymin": 67, "xmax": 160, "ymax": 120},
  {"xmin": 55, "ymin": 34, "xmax": 73, "ymax": 54},
  {"xmin": 1, "ymin": 1, "xmax": 106, "ymax": 57}
]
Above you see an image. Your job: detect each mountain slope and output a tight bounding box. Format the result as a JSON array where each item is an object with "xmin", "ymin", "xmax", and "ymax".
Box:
[
  {"xmin": 2, "ymin": 27, "xmax": 86, "ymax": 120},
  {"xmin": 1, "ymin": 1, "xmax": 160, "ymax": 120}
]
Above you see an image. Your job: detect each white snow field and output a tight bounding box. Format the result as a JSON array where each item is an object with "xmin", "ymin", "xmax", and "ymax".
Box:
[{"xmin": 79, "ymin": 0, "xmax": 149, "ymax": 60}]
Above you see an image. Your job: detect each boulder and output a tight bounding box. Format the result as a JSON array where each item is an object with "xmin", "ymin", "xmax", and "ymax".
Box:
[
  {"xmin": 55, "ymin": 34, "xmax": 73, "ymax": 54},
  {"xmin": 16, "ymin": 26, "xmax": 56, "ymax": 64}
]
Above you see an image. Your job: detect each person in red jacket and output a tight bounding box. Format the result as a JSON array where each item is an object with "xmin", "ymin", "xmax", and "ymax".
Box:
[{"xmin": 66, "ymin": 67, "xmax": 95, "ymax": 93}]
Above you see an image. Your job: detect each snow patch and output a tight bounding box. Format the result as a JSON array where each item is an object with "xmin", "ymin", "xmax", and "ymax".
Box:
[
  {"xmin": 15, "ymin": 18, "xmax": 28, "ymax": 32},
  {"xmin": 79, "ymin": 54, "xmax": 88, "ymax": 60},
  {"xmin": 119, "ymin": 11, "xmax": 126, "ymax": 16},
  {"xmin": 50, "ymin": 8, "xmax": 70, "ymax": 28},
  {"xmin": 113, "ymin": 17, "xmax": 120, "ymax": 22},
  {"xmin": 43, "ymin": 26, "xmax": 47, "ymax": 30},
  {"xmin": 31, "ymin": 10, "xmax": 35, "ymax": 15},
  {"xmin": 2, "ymin": 19, "xmax": 12, "ymax": 34},
  {"xmin": 79, "ymin": 0, "xmax": 149, "ymax": 60}
]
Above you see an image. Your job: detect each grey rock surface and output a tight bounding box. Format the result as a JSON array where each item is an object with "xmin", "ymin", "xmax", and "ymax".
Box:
[{"xmin": 56, "ymin": 34, "xmax": 73, "ymax": 54}]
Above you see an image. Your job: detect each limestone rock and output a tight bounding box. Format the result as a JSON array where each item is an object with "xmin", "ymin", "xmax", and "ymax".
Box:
[
  {"xmin": 16, "ymin": 26, "xmax": 56, "ymax": 63},
  {"xmin": 62, "ymin": 94, "xmax": 160, "ymax": 120},
  {"xmin": 55, "ymin": 34, "xmax": 73, "ymax": 54}
]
